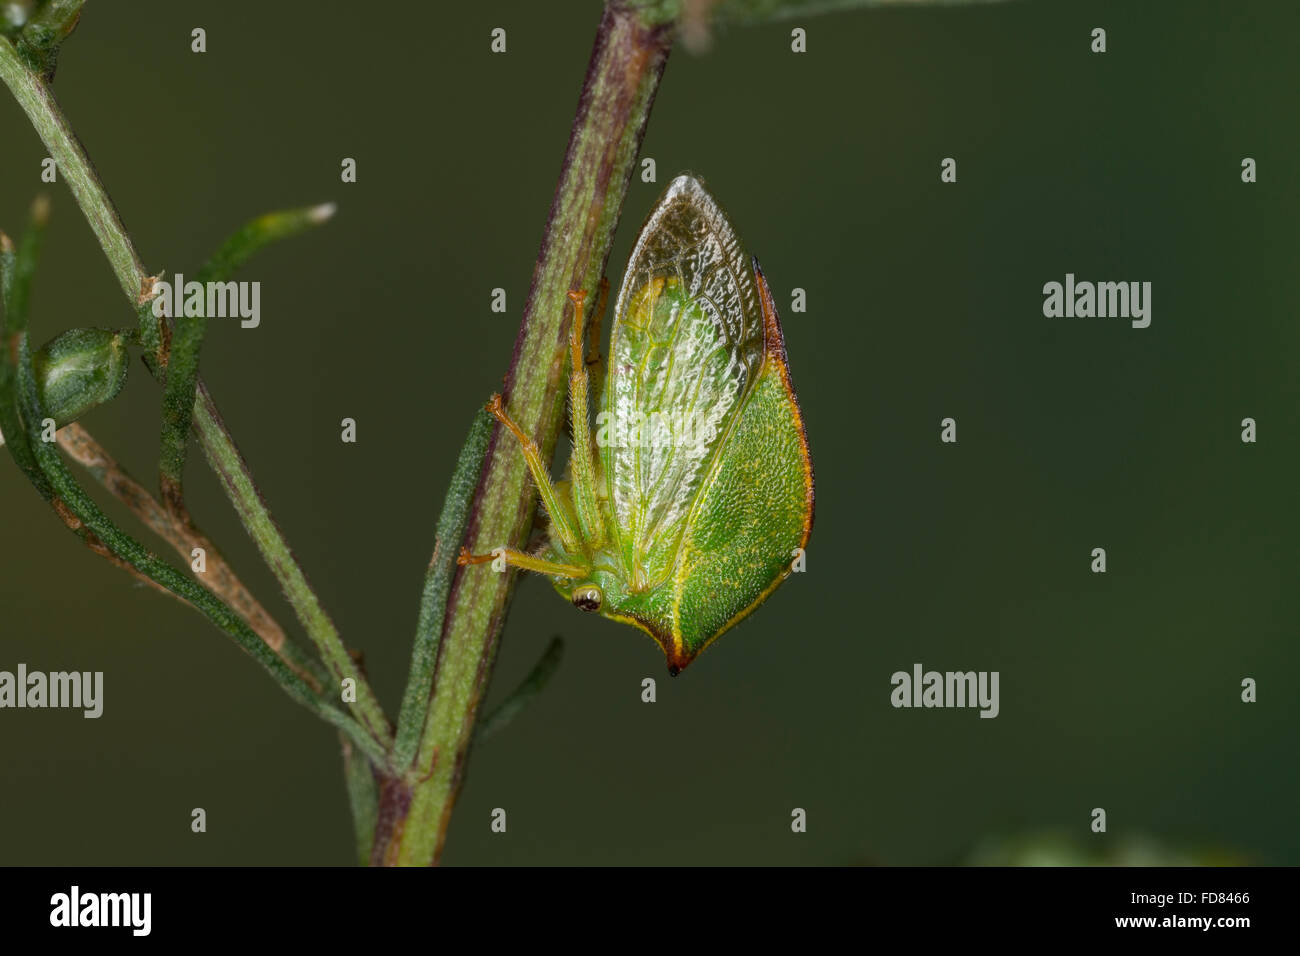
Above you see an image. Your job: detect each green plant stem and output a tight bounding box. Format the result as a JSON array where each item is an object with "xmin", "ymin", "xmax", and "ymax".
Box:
[
  {"xmin": 386, "ymin": 0, "xmax": 675, "ymax": 866},
  {"xmin": 0, "ymin": 37, "xmax": 144, "ymax": 305},
  {"xmin": 0, "ymin": 34, "xmax": 392, "ymax": 753},
  {"xmin": 194, "ymin": 382, "xmax": 393, "ymax": 747}
]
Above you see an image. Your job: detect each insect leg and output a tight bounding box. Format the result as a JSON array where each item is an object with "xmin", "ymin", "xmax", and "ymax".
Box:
[
  {"xmin": 566, "ymin": 290, "xmax": 606, "ymax": 548},
  {"xmin": 484, "ymin": 393, "xmax": 582, "ymax": 554},
  {"xmin": 456, "ymin": 546, "xmax": 587, "ymax": 579}
]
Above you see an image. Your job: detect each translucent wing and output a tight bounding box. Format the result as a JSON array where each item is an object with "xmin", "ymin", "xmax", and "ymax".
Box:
[{"xmin": 602, "ymin": 175, "xmax": 765, "ymax": 589}]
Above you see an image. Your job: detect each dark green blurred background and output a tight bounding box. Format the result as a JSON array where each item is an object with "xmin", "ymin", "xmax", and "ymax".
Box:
[{"xmin": 1, "ymin": 0, "xmax": 1296, "ymax": 865}]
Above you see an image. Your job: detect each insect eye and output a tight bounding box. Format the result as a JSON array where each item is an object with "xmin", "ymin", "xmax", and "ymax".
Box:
[{"xmin": 571, "ymin": 586, "xmax": 603, "ymax": 612}]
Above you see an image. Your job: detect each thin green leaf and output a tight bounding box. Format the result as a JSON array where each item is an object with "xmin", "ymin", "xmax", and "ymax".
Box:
[
  {"xmin": 196, "ymin": 203, "xmax": 337, "ymax": 285},
  {"xmin": 4, "ymin": 194, "xmax": 45, "ymax": 330},
  {"xmin": 158, "ymin": 203, "xmax": 336, "ymax": 507},
  {"xmin": 477, "ymin": 636, "xmax": 565, "ymax": 741},
  {"xmin": 0, "ymin": 199, "xmax": 54, "ymax": 497},
  {"xmin": 342, "ymin": 734, "xmax": 380, "ymax": 865},
  {"xmin": 393, "ymin": 407, "xmax": 494, "ymax": 770}
]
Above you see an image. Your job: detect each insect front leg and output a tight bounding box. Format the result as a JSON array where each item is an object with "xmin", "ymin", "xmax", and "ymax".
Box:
[
  {"xmin": 483, "ymin": 393, "xmax": 582, "ymax": 555},
  {"xmin": 565, "ymin": 289, "xmax": 606, "ymax": 548}
]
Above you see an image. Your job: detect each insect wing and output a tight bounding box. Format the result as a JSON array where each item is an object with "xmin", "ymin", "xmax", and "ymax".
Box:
[{"xmin": 603, "ymin": 175, "xmax": 765, "ymax": 587}]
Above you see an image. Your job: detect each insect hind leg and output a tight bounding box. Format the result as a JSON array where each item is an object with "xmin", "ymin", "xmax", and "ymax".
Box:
[{"xmin": 457, "ymin": 546, "xmax": 587, "ymax": 579}]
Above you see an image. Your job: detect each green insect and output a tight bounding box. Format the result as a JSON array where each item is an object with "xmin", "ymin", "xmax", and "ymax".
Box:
[{"xmin": 459, "ymin": 174, "xmax": 814, "ymax": 674}]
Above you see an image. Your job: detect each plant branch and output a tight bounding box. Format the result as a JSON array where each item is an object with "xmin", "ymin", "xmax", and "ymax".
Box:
[
  {"xmin": 57, "ymin": 421, "xmax": 327, "ymax": 691},
  {"xmin": 194, "ymin": 382, "xmax": 393, "ymax": 746},
  {"xmin": 388, "ymin": 0, "xmax": 675, "ymax": 866},
  {"xmin": 0, "ymin": 35, "xmax": 391, "ymax": 751},
  {"xmin": 0, "ymin": 37, "xmax": 146, "ymax": 307},
  {"xmin": 0, "ymin": 211, "xmax": 385, "ymax": 767},
  {"xmin": 27, "ymin": 391, "xmax": 386, "ymax": 766}
]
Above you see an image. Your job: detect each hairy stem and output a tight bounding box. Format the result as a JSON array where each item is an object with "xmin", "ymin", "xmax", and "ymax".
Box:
[
  {"xmin": 386, "ymin": 0, "xmax": 675, "ymax": 866},
  {"xmin": 0, "ymin": 37, "xmax": 144, "ymax": 303},
  {"xmin": 194, "ymin": 382, "xmax": 392, "ymax": 746}
]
